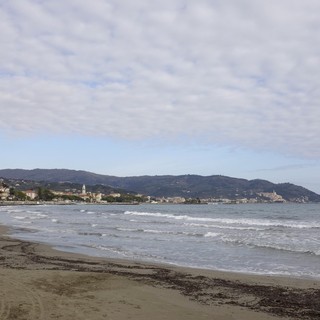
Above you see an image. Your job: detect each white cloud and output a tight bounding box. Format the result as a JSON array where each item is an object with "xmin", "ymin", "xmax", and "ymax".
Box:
[{"xmin": 0, "ymin": 0, "xmax": 320, "ymax": 157}]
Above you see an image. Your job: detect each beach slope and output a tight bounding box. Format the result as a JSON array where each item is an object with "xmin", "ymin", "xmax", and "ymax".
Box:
[{"xmin": 1, "ymin": 226, "xmax": 319, "ymax": 320}]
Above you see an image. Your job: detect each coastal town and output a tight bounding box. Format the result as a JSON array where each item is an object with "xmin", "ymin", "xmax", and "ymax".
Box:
[
  {"xmin": 1, "ymin": 179, "xmax": 305, "ymax": 205},
  {"xmin": 0, "ymin": 181, "xmax": 141, "ymax": 204}
]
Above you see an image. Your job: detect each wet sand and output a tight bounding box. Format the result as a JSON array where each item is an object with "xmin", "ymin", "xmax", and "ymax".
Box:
[{"xmin": 1, "ymin": 225, "xmax": 320, "ymax": 320}]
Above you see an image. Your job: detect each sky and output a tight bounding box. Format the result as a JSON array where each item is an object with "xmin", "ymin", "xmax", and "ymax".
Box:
[{"xmin": 1, "ymin": 0, "xmax": 320, "ymax": 193}]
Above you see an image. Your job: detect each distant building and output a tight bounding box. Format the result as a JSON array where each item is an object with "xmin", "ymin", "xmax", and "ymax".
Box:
[
  {"xmin": 95, "ymin": 192, "xmax": 102, "ymax": 202},
  {"xmin": 82, "ymin": 184, "xmax": 86, "ymax": 195},
  {"xmin": 25, "ymin": 190, "xmax": 37, "ymax": 200},
  {"xmin": 258, "ymin": 191, "xmax": 286, "ymax": 203},
  {"xmin": 109, "ymin": 193, "xmax": 121, "ymax": 198},
  {"xmin": 166, "ymin": 197, "xmax": 186, "ymax": 204},
  {"xmin": 0, "ymin": 183, "xmax": 10, "ymax": 200}
]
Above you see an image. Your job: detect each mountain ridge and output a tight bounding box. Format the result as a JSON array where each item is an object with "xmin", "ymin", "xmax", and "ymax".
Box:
[{"xmin": 1, "ymin": 168, "xmax": 319, "ymax": 202}]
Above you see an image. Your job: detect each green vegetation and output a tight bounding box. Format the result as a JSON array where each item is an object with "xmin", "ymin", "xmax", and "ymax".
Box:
[
  {"xmin": 59, "ymin": 194, "xmax": 85, "ymax": 202},
  {"xmin": 10, "ymin": 189, "xmax": 28, "ymax": 201},
  {"xmin": 185, "ymin": 198, "xmax": 201, "ymax": 204},
  {"xmin": 36, "ymin": 187, "xmax": 55, "ymax": 201}
]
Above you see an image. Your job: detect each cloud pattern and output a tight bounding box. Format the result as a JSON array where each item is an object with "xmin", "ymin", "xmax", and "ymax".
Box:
[{"xmin": 0, "ymin": 0, "xmax": 320, "ymax": 157}]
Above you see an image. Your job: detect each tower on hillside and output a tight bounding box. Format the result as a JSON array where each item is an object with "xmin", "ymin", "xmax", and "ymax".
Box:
[{"xmin": 82, "ymin": 184, "xmax": 86, "ymax": 195}]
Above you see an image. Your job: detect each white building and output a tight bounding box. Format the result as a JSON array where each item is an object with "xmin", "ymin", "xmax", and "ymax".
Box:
[{"xmin": 25, "ymin": 190, "xmax": 37, "ymax": 200}]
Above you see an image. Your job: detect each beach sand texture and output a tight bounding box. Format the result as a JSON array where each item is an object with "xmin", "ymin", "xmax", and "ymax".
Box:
[{"xmin": 1, "ymin": 225, "xmax": 320, "ymax": 320}]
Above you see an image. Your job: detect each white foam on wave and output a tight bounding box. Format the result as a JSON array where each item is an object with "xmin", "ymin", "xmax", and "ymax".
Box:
[
  {"xmin": 116, "ymin": 227, "xmax": 203, "ymax": 238},
  {"xmin": 124, "ymin": 211, "xmax": 320, "ymax": 229},
  {"xmin": 221, "ymin": 236, "xmax": 320, "ymax": 256},
  {"xmin": 185, "ymin": 223, "xmax": 265, "ymax": 231},
  {"xmin": 124, "ymin": 211, "xmax": 177, "ymax": 218},
  {"xmin": 7, "ymin": 209, "xmax": 24, "ymax": 214},
  {"xmin": 36, "ymin": 213, "xmax": 48, "ymax": 218},
  {"xmin": 143, "ymin": 229, "xmax": 168, "ymax": 234},
  {"xmin": 117, "ymin": 227, "xmax": 138, "ymax": 232},
  {"xmin": 143, "ymin": 229, "xmax": 199, "ymax": 236},
  {"xmin": 90, "ymin": 244, "xmax": 133, "ymax": 258},
  {"xmin": 116, "ymin": 227, "xmax": 168, "ymax": 235},
  {"xmin": 204, "ymin": 232, "xmax": 220, "ymax": 238},
  {"xmin": 14, "ymin": 213, "xmax": 48, "ymax": 221},
  {"xmin": 13, "ymin": 216, "xmax": 27, "ymax": 220}
]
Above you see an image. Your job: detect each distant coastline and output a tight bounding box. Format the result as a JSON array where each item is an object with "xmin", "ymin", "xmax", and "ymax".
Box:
[
  {"xmin": 1, "ymin": 168, "xmax": 320, "ymax": 204},
  {"xmin": 1, "ymin": 200, "xmax": 314, "ymax": 207}
]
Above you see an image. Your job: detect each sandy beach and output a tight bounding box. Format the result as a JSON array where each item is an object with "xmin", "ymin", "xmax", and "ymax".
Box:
[{"xmin": 0, "ymin": 225, "xmax": 320, "ymax": 320}]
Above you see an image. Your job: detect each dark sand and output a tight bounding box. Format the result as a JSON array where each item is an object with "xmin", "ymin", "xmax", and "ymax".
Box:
[{"xmin": 1, "ymin": 225, "xmax": 320, "ymax": 320}]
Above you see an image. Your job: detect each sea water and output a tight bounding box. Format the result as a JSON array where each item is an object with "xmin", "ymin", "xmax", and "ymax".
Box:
[{"xmin": 0, "ymin": 203, "xmax": 320, "ymax": 279}]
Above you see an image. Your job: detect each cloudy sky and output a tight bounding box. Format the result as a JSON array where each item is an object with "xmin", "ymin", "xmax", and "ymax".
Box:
[{"xmin": 1, "ymin": 0, "xmax": 320, "ymax": 192}]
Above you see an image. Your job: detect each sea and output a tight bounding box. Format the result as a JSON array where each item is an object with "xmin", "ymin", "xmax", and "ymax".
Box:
[{"xmin": 0, "ymin": 203, "xmax": 320, "ymax": 279}]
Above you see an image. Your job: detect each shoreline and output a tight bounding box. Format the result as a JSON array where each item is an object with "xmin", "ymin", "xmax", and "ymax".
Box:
[
  {"xmin": 1, "ymin": 201, "xmax": 318, "ymax": 206},
  {"xmin": 1, "ymin": 225, "xmax": 320, "ymax": 319},
  {"xmin": 5, "ymin": 220, "xmax": 320, "ymax": 282},
  {"xmin": 39, "ymin": 241, "xmax": 320, "ymax": 283}
]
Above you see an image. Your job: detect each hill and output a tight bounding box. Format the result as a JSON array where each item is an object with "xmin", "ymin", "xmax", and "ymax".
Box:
[
  {"xmin": 1, "ymin": 168, "xmax": 320, "ymax": 202},
  {"xmin": 0, "ymin": 177, "xmax": 129, "ymax": 195}
]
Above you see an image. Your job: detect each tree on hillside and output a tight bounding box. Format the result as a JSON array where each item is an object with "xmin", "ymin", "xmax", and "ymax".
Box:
[
  {"xmin": 36, "ymin": 187, "xmax": 55, "ymax": 201},
  {"xmin": 14, "ymin": 190, "xmax": 27, "ymax": 201}
]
